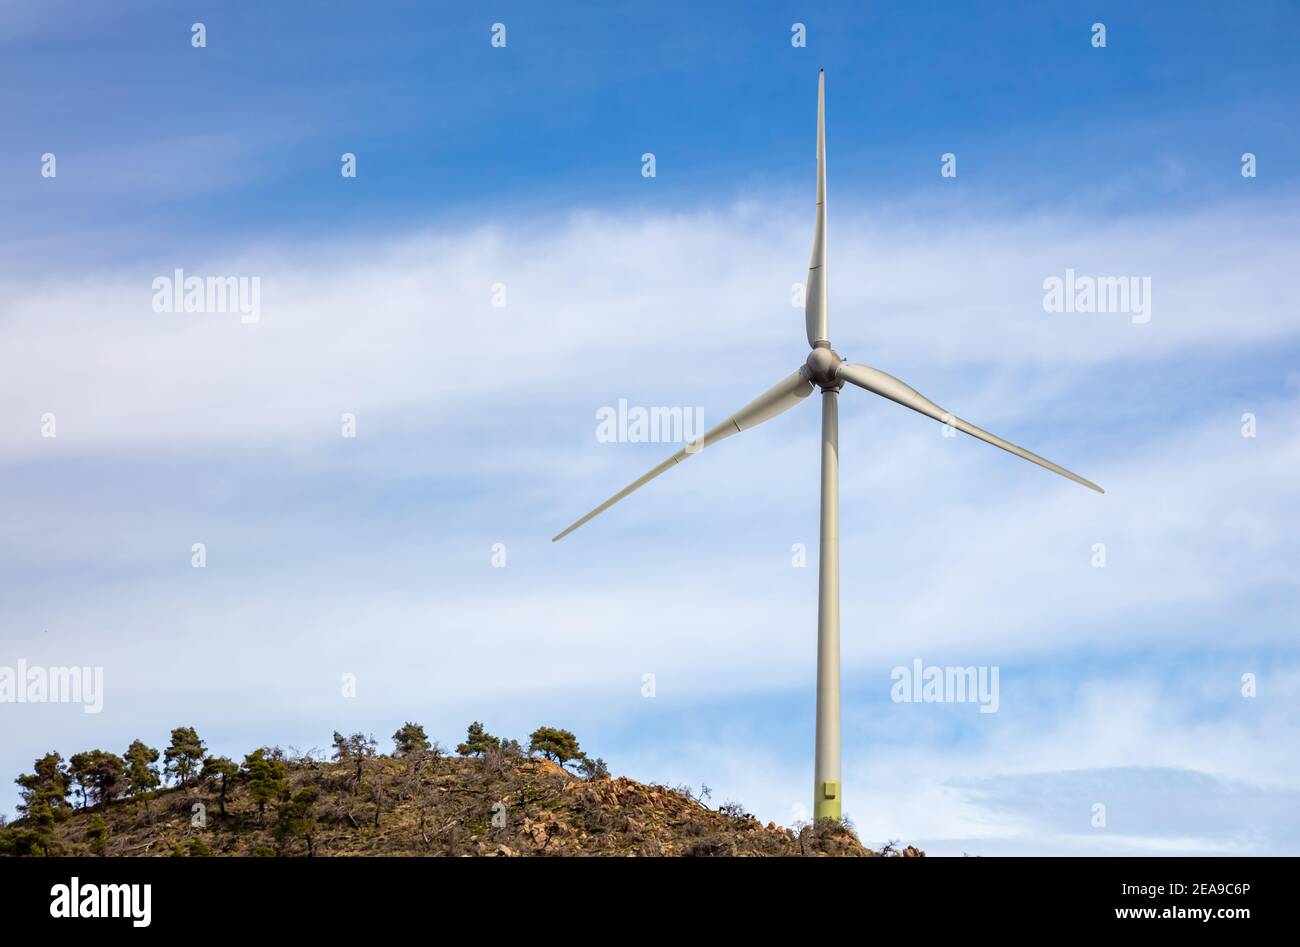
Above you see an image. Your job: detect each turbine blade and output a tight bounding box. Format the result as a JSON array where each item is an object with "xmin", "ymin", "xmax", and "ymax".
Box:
[
  {"xmin": 836, "ymin": 362, "xmax": 1104, "ymax": 493},
  {"xmin": 805, "ymin": 70, "xmax": 828, "ymax": 347},
  {"xmin": 553, "ymin": 368, "xmax": 815, "ymax": 541}
]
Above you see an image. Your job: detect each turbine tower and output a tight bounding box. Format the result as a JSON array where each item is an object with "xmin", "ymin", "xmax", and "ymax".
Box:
[{"xmin": 553, "ymin": 71, "xmax": 1102, "ymax": 823}]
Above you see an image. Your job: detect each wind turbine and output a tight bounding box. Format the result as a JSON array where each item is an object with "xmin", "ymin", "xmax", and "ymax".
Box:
[{"xmin": 553, "ymin": 71, "xmax": 1102, "ymax": 822}]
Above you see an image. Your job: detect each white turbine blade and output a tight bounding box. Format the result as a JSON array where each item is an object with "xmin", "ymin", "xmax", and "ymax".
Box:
[
  {"xmin": 805, "ymin": 70, "xmax": 828, "ymax": 348},
  {"xmin": 552, "ymin": 368, "xmax": 815, "ymax": 541},
  {"xmin": 836, "ymin": 362, "xmax": 1104, "ymax": 493}
]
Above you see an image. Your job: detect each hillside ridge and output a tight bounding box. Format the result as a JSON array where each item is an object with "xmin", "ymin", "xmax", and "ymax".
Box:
[{"xmin": 2, "ymin": 725, "xmax": 924, "ymax": 857}]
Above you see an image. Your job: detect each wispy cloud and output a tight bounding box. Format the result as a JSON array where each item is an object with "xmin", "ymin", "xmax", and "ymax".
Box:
[{"xmin": 3, "ymin": 199, "xmax": 1297, "ymax": 854}]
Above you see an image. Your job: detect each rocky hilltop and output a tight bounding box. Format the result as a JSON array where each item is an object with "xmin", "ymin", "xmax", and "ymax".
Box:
[{"xmin": 5, "ymin": 742, "xmax": 923, "ymax": 857}]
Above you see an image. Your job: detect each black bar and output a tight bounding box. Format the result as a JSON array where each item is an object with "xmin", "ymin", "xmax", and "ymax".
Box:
[{"xmin": 0, "ymin": 855, "xmax": 1285, "ymax": 932}]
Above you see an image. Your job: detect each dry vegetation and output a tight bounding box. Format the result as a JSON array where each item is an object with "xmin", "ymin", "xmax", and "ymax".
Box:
[{"xmin": 13, "ymin": 747, "xmax": 922, "ymax": 858}]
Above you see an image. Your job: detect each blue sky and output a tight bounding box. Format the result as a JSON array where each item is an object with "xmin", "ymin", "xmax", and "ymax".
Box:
[{"xmin": 2, "ymin": 1, "xmax": 1299, "ymax": 854}]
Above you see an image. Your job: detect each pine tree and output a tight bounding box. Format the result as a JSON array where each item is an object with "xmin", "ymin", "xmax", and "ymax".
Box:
[
  {"xmin": 16, "ymin": 752, "xmax": 71, "ymax": 818},
  {"xmin": 123, "ymin": 739, "xmax": 161, "ymax": 799},
  {"xmin": 274, "ymin": 787, "xmax": 319, "ymax": 856},
  {"xmin": 0, "ymin": 822, "xmax": 46, "ymax": 856},
  {"xmin": 163, "ymin": 727, "xmax": 207, "ymax": 788},
  {"xmin": 391, "ymin": 722, "xmax": 431, "ymax": 756},
  {"xmin": 67, "ymin": 755, "xmax": 92, "ymax": 809},
  {"xmin": 242, "ymin": 748, "xmax": 289, "ymax": 826},
  {"xmin": 68, "ymin": 751, "xmax": 126, "ymax": 808},
  {"xmin": 528, "ymin": 727, "xmax": 583, "ymax": 768},
  {"xmin": 85, "ymin": 814, "xmax": 109, "ymax": 856},
  {"xmin": 456, "ymin": 721, "xmax": 502, "ymax": 757},
  {"xmin": 331, "ymin": 732, "xmax": 377, "ymax": 788},
  {"xmin": 201, "ymin": 756, "xmax": 239, "ymax": 817},
  {"xmin": 14, "ymin": 754, "xmax": 70, "ymax": 856}
]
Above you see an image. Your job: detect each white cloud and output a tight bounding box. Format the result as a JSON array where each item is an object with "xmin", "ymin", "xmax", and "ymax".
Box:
[
  {"xmin": 3, "ymin": 199, "xmax": 1298, "ymax": 460},
  {"xmin": 2, "ymin": 201, "xmax": 1297, "ymax": 850}
]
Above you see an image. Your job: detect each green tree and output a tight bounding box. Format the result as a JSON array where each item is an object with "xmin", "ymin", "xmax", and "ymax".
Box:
[
  {"xmin": 331, "ymin": 732, "xmax": 377, "ymax": 787},
  {"xmin": 163, "ymin": 727, "xmax": 207, "ymax": 788},
  {"xmin": 123, "ymin": 739, "xmax": 161, "ymax": 799},
  {"xmin": 391, "ymin": 722, "xmax": 431, "ymax": 757},
  {"xmin": 201, "ymin": 756, "xmax": 239, "ymax": 817},
  {"xmin": 456, "ymin": 721, "xmax": 501, "ymax": 757},
  {"xmin": 528, "ymin": 727, "xmax": 583, "ymax": 768},
  {"xmin": 69, "ymin": 750, "xmax": 126, "ymax": 808},
  {"xmin": 25, "ymin": 801, "xmax": 61, "ymax": 856},
  {"xmin": 67, "ymin": 755, "xmax": 92, "ymax": 809},
  {"xmin": 16, "ymin": 752, "xmax": 72, "ymax": 822},
  {"xmin": 0, "ymin": 823, "xmax": 47, "ymax": 856},
  {"xmin": 577, "ymin": 756, "xmax": 610, "ymax": 780},
  {"xmin": 85, "ymin": 814, "xmax": 109, "ymax": 856},
  {"xmin": 274, "ymin": 787, "xmax": 319, "ymax": 856},
  {"xmin": 14, "ymin": 751, "xmax": 73, "ymax": 856},
  {"xmin": 188, "ymin": 837, "xmax": 214, "ymax": 857},
  {"xmin": 242, "ymin": 749, "xmax": 289, "ymax": 826}
]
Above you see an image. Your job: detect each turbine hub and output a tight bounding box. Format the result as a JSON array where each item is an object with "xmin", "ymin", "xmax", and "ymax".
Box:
[{"xmin": 805, "ymin": 344, "xmax": 843, "ymax": 390}]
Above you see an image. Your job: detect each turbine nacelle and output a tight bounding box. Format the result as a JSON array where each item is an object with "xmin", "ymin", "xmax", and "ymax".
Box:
[{"xmin": 805, "ymin": 343, "xmax": 844, "ymax": 390}]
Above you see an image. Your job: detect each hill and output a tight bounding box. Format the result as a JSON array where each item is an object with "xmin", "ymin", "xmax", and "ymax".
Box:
[{"xmin": 3, "ymin": 743, "xmax": 923, "ymax": 858}]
